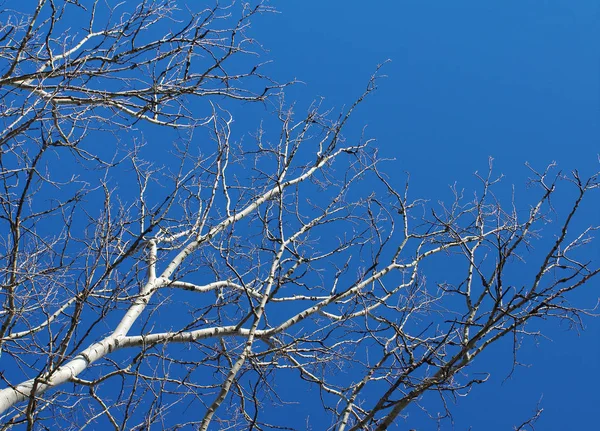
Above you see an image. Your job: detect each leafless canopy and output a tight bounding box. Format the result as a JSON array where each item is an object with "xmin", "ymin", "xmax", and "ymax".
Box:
[{"xmin": 0, "ymin": 1, "xmax": 598, "ymax": 430}]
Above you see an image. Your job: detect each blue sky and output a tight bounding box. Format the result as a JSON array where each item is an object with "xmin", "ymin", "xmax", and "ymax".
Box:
[
  {"xmin": 2, "ymin": 1, "xmax": 598, "ymax": 429},
  {"xmin": 249, "ymin": 1, "xmax": 600, "ymax": 429}
]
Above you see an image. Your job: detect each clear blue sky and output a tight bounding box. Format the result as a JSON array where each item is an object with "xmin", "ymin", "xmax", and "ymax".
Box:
[
  {"xmin": 3, "ymin": 1, "xmax": 598, "ymax": 429},
  {"xmin": 249, "ymin": 1, "xmax": 599, "ymax": 429}
]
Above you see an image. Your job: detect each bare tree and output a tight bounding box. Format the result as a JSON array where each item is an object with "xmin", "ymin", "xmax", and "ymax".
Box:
[{"xmin": 0, "ymin": 1, "xmax": 598, "ymax": 430}]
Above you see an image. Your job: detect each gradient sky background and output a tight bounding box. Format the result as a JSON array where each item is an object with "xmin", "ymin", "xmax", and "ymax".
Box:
[{"xmin": 247, "ymin": 1, "xmax": 600, "ymax": 429}]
